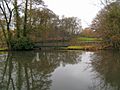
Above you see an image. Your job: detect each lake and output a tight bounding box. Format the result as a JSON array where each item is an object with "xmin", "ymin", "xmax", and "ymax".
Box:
[{"xmin": 0, "ymin": 50, "xmax": 120, "ymax": 90}]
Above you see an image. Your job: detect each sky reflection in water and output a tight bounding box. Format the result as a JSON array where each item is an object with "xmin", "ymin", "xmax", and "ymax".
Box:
[{"xmin": 0, "ymin": 50, "xmax": 120, "ymax": 90}]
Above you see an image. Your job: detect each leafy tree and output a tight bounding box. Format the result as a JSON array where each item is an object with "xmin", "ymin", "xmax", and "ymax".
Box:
[
  {"xmin": 80, "ymin": 27, "xmax": 97, "ymax": 37},
  {"xmin": 59, "ymin": 17, "xmax": 82, "ymax": 37},
  {"xmin": 0, "ymin": 0, "xmax": 44, "ymax": 50},
  {"xmin": 91, "ymin": 1, "xmax": 120, "ymax": 49},
  {"xmin": 27, "ymin": 8, "xmax": 58, "ymax": 41}
]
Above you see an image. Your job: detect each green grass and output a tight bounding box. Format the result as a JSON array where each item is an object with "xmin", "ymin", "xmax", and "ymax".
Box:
[
  {"xmin": 67, "ymin": 46, "xmax": 83, "ymax": 49},
  {"xmin": 0, "ymin": 48, "xmax": 7, "ymax": 51},
  {"xmin": 77, "ymin": 37, "xmax": 102, "ymax": 41},
  {"xmin": 62, "ymin": 46, "xmax": 94, "ymax": 50}
]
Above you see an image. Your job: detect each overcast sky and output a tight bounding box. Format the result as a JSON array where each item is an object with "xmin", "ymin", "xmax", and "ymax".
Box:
[{"xmin": 44, "ymin": 0, "xmax": 102, "ymax": 28}]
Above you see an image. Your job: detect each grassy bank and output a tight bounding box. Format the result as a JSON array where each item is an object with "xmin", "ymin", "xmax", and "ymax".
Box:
[
  {"xmin": 0, "ymin": 37, "xmax": 103, "ymax": 51},
  {"xmin": 0, "ymin": 48, "xmax": 8, "ymax": 51},
  {"xmin": 60, "ymin": 45, "xmax": 102, "ymax": 51},
  {"xmin": 77, "ymin": 37, "xmax": 102, "ymax": 41},
  {"xmin": 64, "ymin": 37, "xmax": 103, "ymax": 50}
]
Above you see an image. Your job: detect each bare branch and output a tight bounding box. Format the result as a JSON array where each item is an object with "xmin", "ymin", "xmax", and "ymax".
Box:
[
  {"xmin": 0, "ymin": 3, "xmax": 8, "ymax": 24},
  {"xmin": 4, "ymin": 0, "xmax": 12, "ymax": 14}
]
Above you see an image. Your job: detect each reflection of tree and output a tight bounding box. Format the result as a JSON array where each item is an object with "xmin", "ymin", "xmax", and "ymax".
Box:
[
  {"xmin": 0, "ymin": 50, "xmax": 82, "ymax": 90},
  {"xmin": 36, "ymin": 51, "xmax": 81, "ymax": 67},
  {"xmin": 0, "ymin": 51, "xmax": 52, "ymax": 90},
  {"xmin": 91, "ymin": 51, "xmax": 120, "ymax": 90}
]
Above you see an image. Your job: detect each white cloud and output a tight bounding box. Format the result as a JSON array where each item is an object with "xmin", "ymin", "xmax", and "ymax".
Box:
[{"xmin": 44, "ymin": 0, "xmax": 101, "ymax": 28}]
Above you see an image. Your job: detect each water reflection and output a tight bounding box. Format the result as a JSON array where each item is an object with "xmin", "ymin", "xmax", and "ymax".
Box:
[
  {"xmin": 91, "ymin": 50, "xmax": 120, "ymax": 90},
  {"xmin": 0, "ymin": 50, "xmax": 120, "ymax": 90},
  {"xmin": 0, "ymin": 51, "xmax": 81, "ymax": 90}
]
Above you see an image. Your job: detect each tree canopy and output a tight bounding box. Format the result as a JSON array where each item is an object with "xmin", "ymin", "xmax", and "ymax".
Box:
[{"xmin": 91, "ymin": 1, "xmax": 120, "ymax": 49}]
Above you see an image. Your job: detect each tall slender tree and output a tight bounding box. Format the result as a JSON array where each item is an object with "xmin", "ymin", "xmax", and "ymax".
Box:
[
  {"xmin": 23, "ymin": 0, "xmax": 28, "ymax": 37},
  {"xmin": 14, "ymin": 0, "xmax": 20, "ymax": 38}
]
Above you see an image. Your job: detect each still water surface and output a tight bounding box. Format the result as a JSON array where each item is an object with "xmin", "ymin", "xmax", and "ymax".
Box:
[{"xmin": 0, "ymin": 50, "xmax": 120, "ymax": 90}]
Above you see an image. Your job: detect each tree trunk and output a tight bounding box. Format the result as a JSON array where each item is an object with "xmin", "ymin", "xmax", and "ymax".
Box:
[
  {"xmin": 14, "ymin": 0, "xmax": 20, "ymax": 38},
  {"xmin": 0, "ymin": 1, "xmax": 13, "ymax": 50},
  {"xmin": 23, "ymin": 0, "xmax": 28, "ymax": 37},
  {"xmin": 7, "ymin": 24, "xmax": 12, "ymax": 49},
  {"xmin": 29, "ymin": 0, "xmax": 32, "ymax": 27}
]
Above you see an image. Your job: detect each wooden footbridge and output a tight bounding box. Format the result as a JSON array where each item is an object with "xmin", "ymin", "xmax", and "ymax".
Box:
[{"xmin": 34, "ymin": 41, "xmax": 69, "ymax": 49}]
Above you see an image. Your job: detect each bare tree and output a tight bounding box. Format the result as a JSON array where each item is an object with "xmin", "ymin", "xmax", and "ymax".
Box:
[{"xmin": 0, "ymin": 0, "xmax": 14, "ymax": 49}]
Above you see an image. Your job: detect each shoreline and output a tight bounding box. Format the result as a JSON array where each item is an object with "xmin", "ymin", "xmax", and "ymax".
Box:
[{"xmin": 0, "ymin": 45, "xmax": 117, "ymax": 52}]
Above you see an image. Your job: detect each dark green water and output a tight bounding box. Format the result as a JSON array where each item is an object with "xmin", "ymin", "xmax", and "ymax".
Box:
[{"xmin": 0, "ymin": 50, "xmax": 120, "ymax": 90}]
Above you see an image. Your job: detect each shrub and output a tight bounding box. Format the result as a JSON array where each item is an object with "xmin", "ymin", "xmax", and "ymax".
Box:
[
  {"xmin": 111, "ymin": 35, "xmax": 120, "ymax": 49},
  {"xmin": 11, "ymin": 37, "xmax": 34, "ymax": 50}
]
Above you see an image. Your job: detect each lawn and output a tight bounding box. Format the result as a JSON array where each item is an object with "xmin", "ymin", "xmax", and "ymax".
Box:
[
  {"xmin": 77, "ymin": 37, "xmax": 102, "ymax": 42},
  {"xmin": 0, "ymin": 48, "xmax": 7, "ymax": 51},
  {"xmin": 62, "ymin": 46, "xmax": 94, "ymax": 50},
  {"xmin": 67, "ymin": 46, "xmax": 83, "ymax": 49}
]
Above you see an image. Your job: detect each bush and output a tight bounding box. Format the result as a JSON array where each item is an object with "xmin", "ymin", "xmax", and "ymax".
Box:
[
  {"xmin": 11, "ymin": 37, "xmax": 34, "ymax": 50},
  {"xmin": 111, "ymin": 35, "xmax": 120, "ymax": 49}
]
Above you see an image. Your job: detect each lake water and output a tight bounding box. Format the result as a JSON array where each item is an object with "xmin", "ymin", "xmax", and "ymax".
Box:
[{"xmin": 0, "ymin": 50, "xmax": 120, "ymax": 90}]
